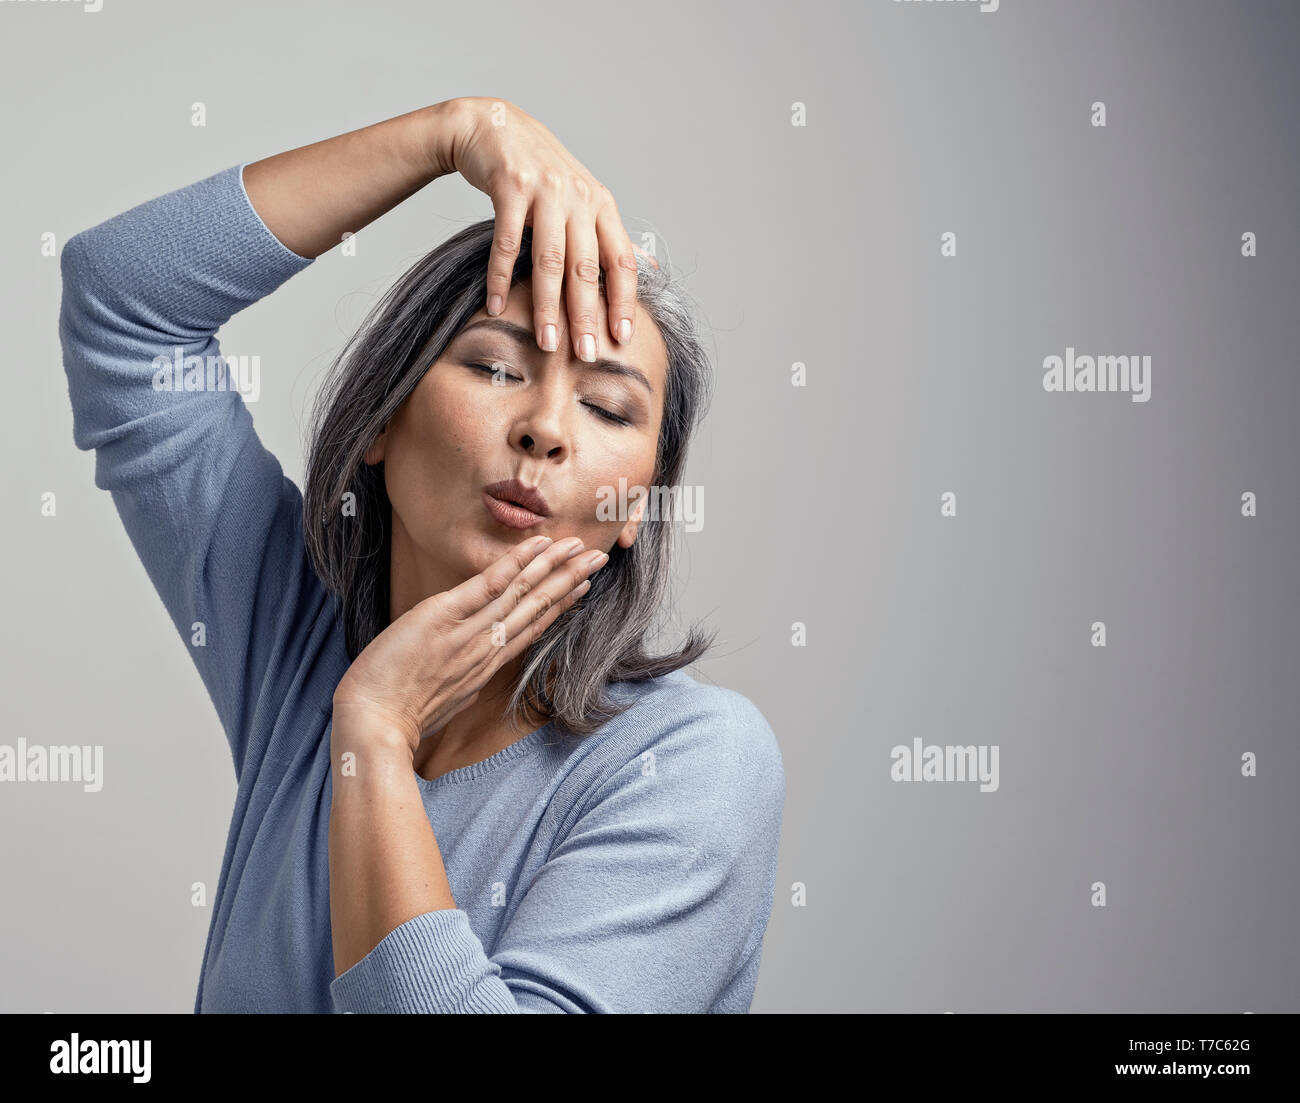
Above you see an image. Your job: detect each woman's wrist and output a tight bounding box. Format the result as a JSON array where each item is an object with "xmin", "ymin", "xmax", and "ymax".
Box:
[
  {"xmin": 331, "ymin": 698, "xmax": 420, "ymax": 761},
  {"xmin": 420, "ymin": 97, "xmax": 472, "ymax": 179}
]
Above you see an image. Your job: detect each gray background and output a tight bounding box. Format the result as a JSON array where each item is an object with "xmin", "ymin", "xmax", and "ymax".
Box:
[{"xmin": 1, "ymin": 0, "xmax": 1296, "ymax": 1012}]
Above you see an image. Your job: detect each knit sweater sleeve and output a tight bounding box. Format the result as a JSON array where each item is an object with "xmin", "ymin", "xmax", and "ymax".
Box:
[
  {"xmin": 329, "ymin": 690, "xmax": 786, "ymax": 1014},
  {"xmin": 57, "ymin": 164, "xmax": 319, "ymax": 784}
]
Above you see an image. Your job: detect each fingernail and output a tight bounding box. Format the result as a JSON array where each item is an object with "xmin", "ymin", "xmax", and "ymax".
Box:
[
  {"xmin": 579, "ymin": 334, "xmax": 596, "ymax": 362},
  {"xmin": 587, "ymin": 550, "xmax": 610, "ymax": 568},
  {"xmin": 488, "ymin": 294, "xmax": 504, "ymax": 316},
  {"xmin": 616, "ymin": 319, "xmax": 632, "ymax": 344},
  {"xmin": 566, "ymin": 541, "xmax": 587, "ymax": 559},
  {"xmin": 541, "ymin": 324, "xmax": 557, "ymax": 352}
]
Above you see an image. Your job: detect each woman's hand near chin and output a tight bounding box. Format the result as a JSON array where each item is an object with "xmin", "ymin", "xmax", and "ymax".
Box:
[
  {"xmin": 443, "ymin": 96, "xmax": 657, "ymax": 362},
  {"xmin": 330, "ymin": 534, "xmax": 611, "ymax": 758}
]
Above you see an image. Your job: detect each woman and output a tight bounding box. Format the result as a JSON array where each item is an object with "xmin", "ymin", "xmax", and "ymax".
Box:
[{"xmin": 59, "ymin": 98, "xmax": 784, "ymax": 1013}]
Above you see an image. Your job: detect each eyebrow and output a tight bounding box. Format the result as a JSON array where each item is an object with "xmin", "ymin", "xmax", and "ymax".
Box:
[{"xmin": 456, "ymin": 318, "xmax": 654, "ymax": 398}]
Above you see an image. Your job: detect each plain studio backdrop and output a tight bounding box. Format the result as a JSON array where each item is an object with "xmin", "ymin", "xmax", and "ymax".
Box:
[{"xmin": 1, "ymin": 0, "xmax": 1298, "ymax": 1012}]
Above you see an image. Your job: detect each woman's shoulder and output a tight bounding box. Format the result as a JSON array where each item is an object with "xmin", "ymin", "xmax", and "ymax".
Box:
[
  {"xmin": 563, "ymin": 668, "xmax": 784, "ymax": 807},
  {"xmin": 613, "ymin": 666, "xmax": 775, "ymax": 737}
]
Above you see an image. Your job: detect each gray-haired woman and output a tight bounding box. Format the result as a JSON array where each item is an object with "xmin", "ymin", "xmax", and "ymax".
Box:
[{"xmin": 59, "ymin": 98, "xmax": 784, "ymax": 1013}]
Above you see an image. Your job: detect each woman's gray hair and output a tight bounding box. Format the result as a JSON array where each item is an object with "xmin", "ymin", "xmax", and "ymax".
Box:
[{"xmin": 303, "ymin": 221, "xmax": 716, "ymax": 738}]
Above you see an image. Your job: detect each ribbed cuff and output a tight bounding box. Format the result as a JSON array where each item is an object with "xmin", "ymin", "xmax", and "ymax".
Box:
[
  {"xmin": 330, "ymin": 908, "xmax": 520, "ymax": 1014},
  {"xmin": 234, "ymin": 161, "xmax": 316, "ymax": 267},
  {"xmin": 61, "ymin": 161, "xmax": 316, "ymax": 333}
]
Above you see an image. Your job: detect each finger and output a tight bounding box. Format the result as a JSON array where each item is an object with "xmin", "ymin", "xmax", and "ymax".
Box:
[
  {"xmin": 437, "ymin": 534, "xmax": 563, "ymax": 620},
  {"xmin": 530, "ymin": 191, "xmax": 567, "ymax": 354},
  {"xmin": 596, "ymin": 200, "xmax": 638, "ymax": 346},
  {"xmin": 565, "ymin": 211, "xmax": 602, "ymax": 363},
  {"xmin": 439, "ymin": 539, "xmax": 604, "ymax": 707},
  {"xmin": 459, "ymin": 534, "xmax": 588, "ymax": 632},
  {"xmin": 496, "ymin": 545, "xmax": 608, "ymax": 644},
  {"xmin": 494, "ymin": 570, "xmax": 595, "ymax": 667},
  {"xmin": 486, "ymin": 190, "xmax": 529, "ymax": 317},
  {"xmin": 455, "ymin": 537, "xmax": 594, "ymax": 692}
]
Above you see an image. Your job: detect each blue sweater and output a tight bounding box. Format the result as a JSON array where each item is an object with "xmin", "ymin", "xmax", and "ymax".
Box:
[{"xmin": 57, "ymin": 163, "xmax": 785, "ymax": 1014}]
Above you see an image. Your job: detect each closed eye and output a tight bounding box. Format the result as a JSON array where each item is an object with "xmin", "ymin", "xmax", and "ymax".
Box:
[
  {"xmin": 584, "ymin": 403, "xmax": 632, "ymax": 426},
  {"xmin": 468, "ymin": 362, "xmax": 632, "ymax": 427},
  {"xmin": 469, "ymin": 361, "xmax": 522, "ymax": 383}
]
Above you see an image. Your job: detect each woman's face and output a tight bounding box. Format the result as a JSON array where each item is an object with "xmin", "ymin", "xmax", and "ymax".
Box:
[{"xmin": 367, "ymin": 276, "xmax": 668, "ymax": 597}]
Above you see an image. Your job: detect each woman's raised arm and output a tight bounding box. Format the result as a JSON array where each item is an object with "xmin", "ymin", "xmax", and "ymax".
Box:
[
  {"xmin": 58, "ymin": 159, "xmax": 322, "ymax": 784},
  {"xmin": 241, "ymin": 103, "xmax": 455, "ymax": 261},
  {"xmin": 243, "ymin": 97, "xmax": 644, "ymax": 360}
]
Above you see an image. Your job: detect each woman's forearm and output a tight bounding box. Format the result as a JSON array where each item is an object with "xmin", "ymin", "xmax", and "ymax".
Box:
[
  {"xmin": 242, "ymin": 100, "xmax": 463, "ymax": 259},
  {"xmin": 328, "ymin": 716, "xmax": 456, "ymax": 978}
]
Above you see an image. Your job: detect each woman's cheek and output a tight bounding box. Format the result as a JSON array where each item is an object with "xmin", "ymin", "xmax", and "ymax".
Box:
[
  {"xmin": 424, "ymin": 390, "xmax": 492, "ymax": 459},
  {"xmin": 578, "ymin": 463, "xmax": 656, "ymax": 538}
]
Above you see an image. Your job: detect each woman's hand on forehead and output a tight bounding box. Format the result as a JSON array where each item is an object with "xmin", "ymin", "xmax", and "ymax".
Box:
[{"xmin": 444, "ymin": 97, "xmax": 651, "ymax": 365}]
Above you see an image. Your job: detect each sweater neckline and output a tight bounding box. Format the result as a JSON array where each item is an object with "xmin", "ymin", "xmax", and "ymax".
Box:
[{"xmin": 413, "ymin": 721, "xmax": 556, "ymax": 791}]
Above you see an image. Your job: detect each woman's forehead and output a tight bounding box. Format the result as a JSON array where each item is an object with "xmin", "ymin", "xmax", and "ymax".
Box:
[{"xmin": 473, "ymin": 278, "xmax": 669, "ymax": 388}]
